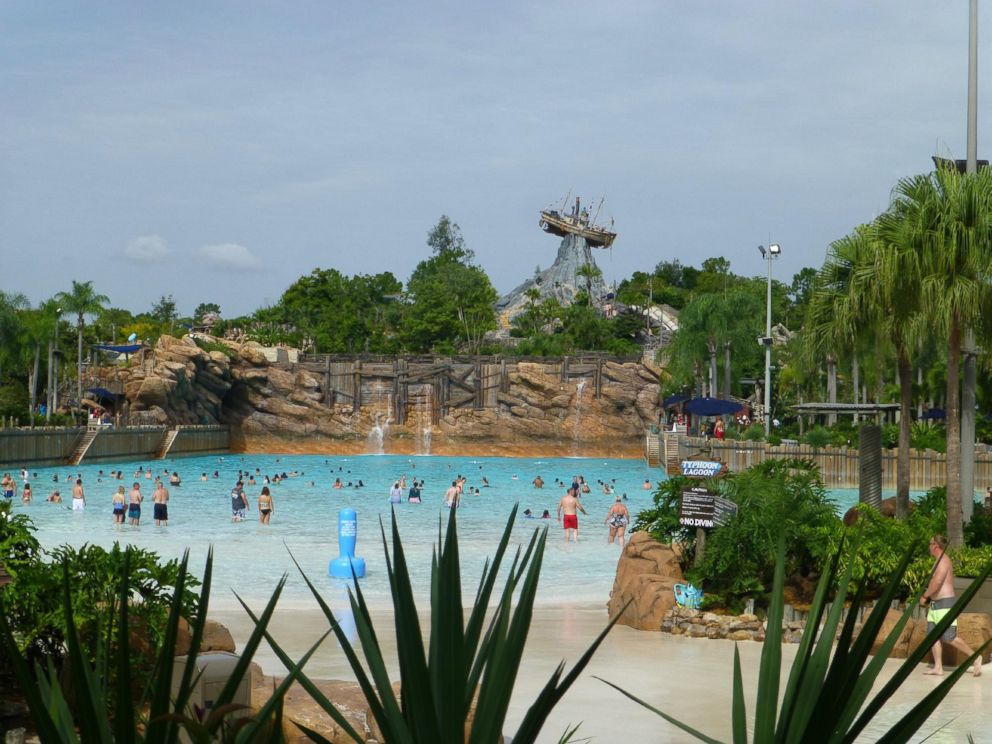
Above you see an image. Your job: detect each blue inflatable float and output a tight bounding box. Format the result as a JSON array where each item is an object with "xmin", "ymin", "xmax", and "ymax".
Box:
[{"xmin": 329, "ymin": 507, "xmax": 366, "ymax": 578}]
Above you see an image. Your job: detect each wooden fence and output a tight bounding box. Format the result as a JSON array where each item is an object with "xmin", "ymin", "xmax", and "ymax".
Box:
[
  {"xmin": 0, "ymin": 425, "xmax": 231, "ymax": 467},
  {"xmin": 294, "ymin": 353, "xmax": 640, "ymax": 424},
  {"xmin": 672, "ymin": 436, "xmax": 992, "ymax": 491}
]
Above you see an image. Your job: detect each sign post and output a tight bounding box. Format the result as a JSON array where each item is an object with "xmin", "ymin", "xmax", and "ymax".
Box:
[{"xmin": 679, "ymin": 461, "xmax": 737, "ymax": 565}]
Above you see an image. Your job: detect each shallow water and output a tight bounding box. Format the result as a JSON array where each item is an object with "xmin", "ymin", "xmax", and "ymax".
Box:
[
  {"xmin": 9, "ymin": 454, "xmax": 664, "ymax": 611},
  {"xmin": 7, "ymin": 454, "xmax": 886, "ymax": 613}
]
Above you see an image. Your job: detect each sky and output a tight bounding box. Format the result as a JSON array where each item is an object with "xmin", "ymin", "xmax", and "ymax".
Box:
[{"xmin": 0, "ymin": 2, "xmax": 982, "ymax": 318}]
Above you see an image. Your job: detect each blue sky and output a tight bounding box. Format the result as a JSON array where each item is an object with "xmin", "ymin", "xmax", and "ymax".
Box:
[{"xmin": 0, "ymin": 2, "xmax": 978, "ymax": 317}]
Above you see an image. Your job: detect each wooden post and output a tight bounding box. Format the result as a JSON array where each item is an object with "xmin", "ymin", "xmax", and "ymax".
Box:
[
  {"xmin": 324, "ymin": 356, "xmax": 331, "ymax": 406},
  {"xmin": 694, "ymin": 527, "xmax": 707, "ymax": 566},
  {"xmin": 595, "ymin": 357, "xmax": 603, "ymax": 398},
  {"xmin": 474, "ymin": 361, "xmax": 482, "ymax": 408},
  {"xmin": 353, "ymin": 362, "xmax": 361, "ymax": 414},
  {"xmin": 500, "ymin": 359, "xmax": 507, "ymax": 393},
  {"xmin": 561, "ymin": 356, "xmax": 569, "ymax": 382}
]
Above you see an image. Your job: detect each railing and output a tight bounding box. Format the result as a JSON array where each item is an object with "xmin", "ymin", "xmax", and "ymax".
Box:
[{"xmin": 672, "ymin": 436, "xmax": 992, "ymax": 491}]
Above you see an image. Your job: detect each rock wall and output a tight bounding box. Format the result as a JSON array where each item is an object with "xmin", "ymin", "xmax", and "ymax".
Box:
[
  {"xmin": 607, "ymin": 532, "xmax": 684, "ymax": 630},
  {"xmin": 108, "ymin": 335, "xmax": 662, "ymax": 456}
]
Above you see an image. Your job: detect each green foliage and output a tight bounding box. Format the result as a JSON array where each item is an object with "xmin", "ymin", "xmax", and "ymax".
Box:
[
  {"xmin": 633, "ymin": 459, "xmax": 840, "ymax": 609},
  {"xmin": 600, "ymin": 532, "xmax": 992, "ymax": 743},
  {"xmin": 403, "ymin": 216, "xmax": 498, "ymax": 353},
  {"xmin": 192, "ymin": 336, "xmax": 235, "ymax": 358},
  {"xmin": 193, "ymin": 302, "xmax": 221, "ymax": 322},
  {"xmin": 3, "ymin": 540, "xmax": 199, "ymax": 668},
  {"xmin": 0, "ymin": 380, "xmax": 29, "ymax": 420},
  {"xmin": 274, "ymin": 268, "xmax": 404, "ymax": 353},
  {"xmin": 150, "ymin": 294, "xmax": 179, "ymax": 327},
  {"xmin": 1, "ymin": 547, "xmax": 289, "ymax": 742},
  {"xmin": 800, "ymin": 426, "xmax": 832, "ymax": 449},
  {"xmin": 965, "ymin": 502, "xmax": 992, "ymax": 546},
  {"xmin": 910, "ymin": 420, "xmax": 946, "ymax": 452},
  {"xmin": 3, "ymin": 503, "xmax": 605, "ymax": 742},
  {"xmin": 742, "ymin": 424, "xmax": 766, "ymax": 442}
]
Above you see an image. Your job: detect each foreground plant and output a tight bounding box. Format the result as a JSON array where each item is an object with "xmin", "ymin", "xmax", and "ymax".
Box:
[
  {"xmin": 0, "ymin": 547, "xmax": 296, "ymax": 743},
  {"xmin": 246, "ymin": 504, "xmax": 617, "ymax": 743},
  {"xmin": 600, "ymin": 533, "xmax": 992, "ymax": 743}
]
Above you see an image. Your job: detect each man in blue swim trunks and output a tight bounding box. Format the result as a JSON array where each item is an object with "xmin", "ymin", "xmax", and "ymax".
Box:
[{"xmin": 128, "ymin": 482, "xmax": 143, "ymax": 526}]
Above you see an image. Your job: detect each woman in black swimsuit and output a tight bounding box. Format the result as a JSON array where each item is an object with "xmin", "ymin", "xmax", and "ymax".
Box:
[{"xmin": 258, "ymin": 486, "xmax": 273, "ymax": 525}]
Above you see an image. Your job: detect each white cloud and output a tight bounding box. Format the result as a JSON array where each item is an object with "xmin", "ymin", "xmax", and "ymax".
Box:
[
  {"xmin": 123, "ymin": 234, "xmax": 170, "ymax": 263},
  {"xmin": 197, "ymin": 243, "xmax": 263, "ymax": 271}
]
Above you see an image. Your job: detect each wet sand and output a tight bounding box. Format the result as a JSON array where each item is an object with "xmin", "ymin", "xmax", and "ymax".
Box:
[{"xmin": 211, "ymin": 602, "xmax": 991, "ymax": 743}]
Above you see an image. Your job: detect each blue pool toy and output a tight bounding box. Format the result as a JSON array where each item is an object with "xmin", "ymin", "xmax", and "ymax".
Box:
[{"xmin": 329, "ymin": 508, "xmax": 366, "ymax": 579}]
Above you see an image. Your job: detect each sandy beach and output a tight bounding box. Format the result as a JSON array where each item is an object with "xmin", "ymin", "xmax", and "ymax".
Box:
[{"xmin": 210, "ymin": 602, "xmax": 992, "ymax": 743}]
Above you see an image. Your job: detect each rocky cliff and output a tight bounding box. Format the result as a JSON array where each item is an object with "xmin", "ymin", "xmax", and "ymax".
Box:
[{"xmin": 109, "ymin": 335, "xmax": 661, "ymax": 456}]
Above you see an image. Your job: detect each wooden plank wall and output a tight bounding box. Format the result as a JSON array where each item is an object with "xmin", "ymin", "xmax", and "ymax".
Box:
[
  {"xmin": 296, "ymin": 354, "xmax": 630, "ymax": 423},
  {"xmin": 676, "ymin": 437, "xmax": 987, "ymax": 491}
]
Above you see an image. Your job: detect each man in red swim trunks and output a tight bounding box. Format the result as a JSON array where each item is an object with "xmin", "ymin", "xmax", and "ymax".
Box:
[{"xmin": 557, "ymin": 485, "xmax": 587, "ymax": 543}]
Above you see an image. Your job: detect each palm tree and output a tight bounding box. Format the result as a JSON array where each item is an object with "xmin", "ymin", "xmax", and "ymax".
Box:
[
  {"xmin": 805, "ymin": 225, "xmax": 915, "ymax": 512},
  {"xmin": 55, "ymin": 281, "xmax": 109, "ymax": 420},
  {"xmin": 576, "ymin": 263, "xmax": 602, "ymax": 305},
  {"xmin": 885, "ymin": 167, "xmax": 992, "ymax": 546},
  {"xmin": 0, "ymin": 291, "xmax": 29, "ymax": 383}
]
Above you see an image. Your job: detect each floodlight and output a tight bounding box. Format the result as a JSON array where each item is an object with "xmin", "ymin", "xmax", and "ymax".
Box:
[
  {"xmin": 768, "ymin": 244, "xmax": 781, "ymax": 255},
  {"xmin": 757, "ymin": 245, "xmax": 766, "ymax": 258}
]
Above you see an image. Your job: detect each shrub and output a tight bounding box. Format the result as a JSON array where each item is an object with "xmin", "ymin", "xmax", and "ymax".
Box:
[
  {"xmin": 633, "ymin": 459, "xmax": 841, "ymax": 610},
  {"xmin": 742, "ymin": 424, "xmax": 765, "ymax": 441},
  {"xmin": 800, "ymin": 426, "xmax": 832, "ymax": 449},
  {"xmin": 1, "ymin": 501, "xmax": 199, "ymax": 674},
  {"xmin": 192, "ymin": 336, "xmax": 235, "ymax": 358},
  {"xmin": 911, "ymin": 421, "xmax": 946, "ymax": 452}
]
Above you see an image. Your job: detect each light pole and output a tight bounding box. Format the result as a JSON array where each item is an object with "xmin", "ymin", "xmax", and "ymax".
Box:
[
  {"xmin": 51, "ymin": 307, "xmax": 61, "ymax": 419},
  {"xmin": 758, "ymin": 244, "xmax": 781, "ymax": 435}
]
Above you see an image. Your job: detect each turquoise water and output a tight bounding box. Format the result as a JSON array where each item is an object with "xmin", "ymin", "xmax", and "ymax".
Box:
[
  {"xmin": 7, "ymin": 454, "xmax": 881, "ymax": 612},
  {"xmin": 8, "ymin": 454, "xmax": 664, "ymax": 611}
]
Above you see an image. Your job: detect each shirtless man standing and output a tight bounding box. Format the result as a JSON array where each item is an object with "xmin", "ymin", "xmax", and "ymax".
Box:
[
  {"xmin": 71, "ymin": 478, "xmax": 85, "ymax": 511},
  {"xmin": 128, "ymin": 482, "xmax": 143, "ymax": 526},
  {"xmin": 153, "ymin": 479, "xmax": 169, "ymax": 527},
  {"xmin": 920, "ymin": 534, "xmax": 982, "ymax": 677},
  {"xmin": 444, "ymin": 480, "xmax": 461, "ymax": 509},
  {"xmin": 557, "ymin": 485, "xmax": 586, "ymax": 543}
]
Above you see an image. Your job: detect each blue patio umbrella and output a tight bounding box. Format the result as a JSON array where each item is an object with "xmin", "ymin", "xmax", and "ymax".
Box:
[
  {"xmin": 663, "ymin": 393, "xmax": 691, "ymax": 409},
  {"xmin": 921, "ymin": 408, "xmax": 946, "ymax": 420},
  {"xmin": 685, "ymin": 397, "xmax": 743, "ymax": 416}
]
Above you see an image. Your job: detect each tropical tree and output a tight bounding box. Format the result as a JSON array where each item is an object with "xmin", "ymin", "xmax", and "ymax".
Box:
[
  {"xmin": 54, "ymin": 280, "xmax": 109, "ymax": 417},
  {"xmin": 576, "ymin": 262, "xmax": 602, "ymax": 302},
  {"xmin": 0, "ymin": 291, "xmax": 29, "ymax": 383},
  {"xmin": 403, "ymin": 216, "xmax": 497, "ymax": 353},
  {"xmin": 883, "ymin": 167, "xmax": 992, "ymax": 546},
  {"xmin": 667, "ymin": 287, "xmax": 765, "ymax": 398},
  {"xmin": 193, "ymin": 302, "xmax": 221, "ymax": 323}
]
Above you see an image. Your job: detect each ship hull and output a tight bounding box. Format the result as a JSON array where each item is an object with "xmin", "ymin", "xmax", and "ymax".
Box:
[{"xmin": 539, "ymin": 211, "xmax": 616, "ymax": 248}]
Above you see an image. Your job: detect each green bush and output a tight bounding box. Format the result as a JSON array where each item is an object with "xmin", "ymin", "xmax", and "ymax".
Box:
[
  {"xmin": 633, "ymin": 459, "xmax": 841, "ymax": 610},
  {"xmin": 1, "ymin": 501, "xmax": 199, "ymax": 671},
  {"xmin": 742, "ymin": 424, "xmax": 765, "ymax": 441},
  {"xmin": 965, "ymin": 502, "xmax": 992, "ymax": 546},
  {"xmin": 911, "ymin": 420, "xmax": 946, "ymax": 452},
  {"xmin": 192, "ymin": 336, "xmax": 235, "ymax": 358},
  {"xmin": 800, "ymin": 426, "xmax": 832, "ymax": 449}
]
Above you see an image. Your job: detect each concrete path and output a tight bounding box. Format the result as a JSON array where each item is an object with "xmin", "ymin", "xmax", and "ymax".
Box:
[{"xmin": 211, "ymin": 603, "xmax": 991, "ymax": 743}]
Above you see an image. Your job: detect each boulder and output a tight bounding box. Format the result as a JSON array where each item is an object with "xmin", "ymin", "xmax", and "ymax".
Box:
[
  {"xmin": 252, "ymin": 676, "xmax": 372, "ymax": 743},
  {"xmin": 608, "ymin": 532, "xmax": 684, "ymax": 631},
  {"xmin": 202, "ymin": 619, "xmax": 237, "ymax": 653},
  {"xmin": 869, "ymin": 609, "xmax": 992, "ymax": 666}
]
